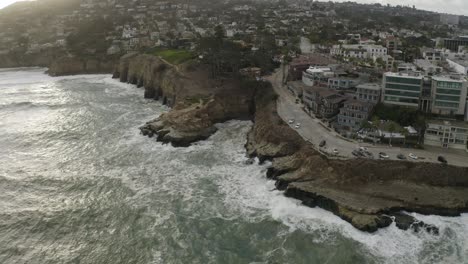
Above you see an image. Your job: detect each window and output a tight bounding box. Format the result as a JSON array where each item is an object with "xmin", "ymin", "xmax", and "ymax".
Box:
[
  {"xmin": 434, "ymin": 101, "xmax": 459, "ymax": 108},
  {"xmin": 435, "ymin": 94, "xmax": 460, "ymax": 102},
  {"xmin": 436, "ymin": 88, "xmax": 461, "ymax": 95},
  {"xmin": 386, "ymin": 76, "xmax": 421, "ymax": 85},
  {"xmin": 386, "ymin": 83, "xmax": 421, "ymax": 91},
  {"xmin": 385, "ymin": 90, "xmax": 420, "ymax": 98}
]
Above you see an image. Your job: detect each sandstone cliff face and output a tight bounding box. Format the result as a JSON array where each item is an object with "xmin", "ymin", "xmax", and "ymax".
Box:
[
  {"xmin": 248, "ymin": 84, "xmax": 468, "ymax": 233},
  {"xmin": 48, "ymin": 56, "xmax": 116, "ymax": 76},
  {"xmin": 116, "ymin": 53, "xmax": 468, "ymax": 233},
  {"xmin": 114, "ymin": 54, "xmax": 255, "ymax": 146},
  {"xmin": 0, "ymin": 49, "xmax": 65, "ymax": 68}
]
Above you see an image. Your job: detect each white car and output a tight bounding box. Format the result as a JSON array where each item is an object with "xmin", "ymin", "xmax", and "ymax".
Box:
[
  {"xmin": 294, "ymin": 124, "xmax": 301, "ymax": 129},
  {"xmin": 359, "ymin": 146, "xmax": 368, "ymax": 152},
  {"xmin": 288, "ymin": 119, "xmax": 295, "ymax": 124},
  {"xmin": 332, "ymin": 148, "xmax": 339, "ymax": 155},
  {"xmin": 408, "ymin": 153, "xmax": 418, "ymax": 160},
  {"xmin": 379, "ymin": 152, "xmax": 389, "ymax": 159}
]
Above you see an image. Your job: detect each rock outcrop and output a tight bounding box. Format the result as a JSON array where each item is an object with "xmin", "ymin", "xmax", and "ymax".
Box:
[
  {"xmin": 114, "ymin": 53, "xmax": 468, "ymax": 233},
  {"xmin": 113, "ymin": 53, "xmax": 255, "ymax": 146}
]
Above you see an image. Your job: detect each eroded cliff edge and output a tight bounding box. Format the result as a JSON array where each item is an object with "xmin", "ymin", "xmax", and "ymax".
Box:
[
  {"xmin": 113, "ymin": 53, "xmax": 255, "ymax": 147},
  {"xmin": 115, "ymin": 54, "xmax": 468, "ymax": 233}
]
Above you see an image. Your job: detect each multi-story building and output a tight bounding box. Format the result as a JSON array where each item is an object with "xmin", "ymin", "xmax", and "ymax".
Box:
[
  {"xmin": 356, "ymin": 83, "xmax": 381, "ymax": 104},
  {"xmin": 330, "ymin": 44, "xmax": 387, "ymax": 60},
  {"xmin": 430, "ymin": 76, "xmax": 468, "ymax": 116},
  {"xmin": 381, "ymin": 72, "xmax": 423, "ymax": 108},
  {"xmin": 288, "ymin": 55, "xmax": 335, "ymax": 81},
  {"xmin": 302, "ymin": 66, "xmax": 334, "ymax": 86},
  {"xmin": 327, "ymin": 77, "xmax": 360, "ymax": 90},
  {"xmin": 444, "ymin": 36, "xmax": 468, "ymax": 52},
  {"xmin": 303, "ymin": 86, "xmax": 346, "ymax": 119},
  {"xmin": 425, "ymin": 120, "xmax": 468, "ymax": 150},
  {"xmin": 337, "ymin": 99, "xmax": 374, "ymax": 132},
  {"xmin": 422, "ymin": 48, "xmax": 443, "ymax": 62}
]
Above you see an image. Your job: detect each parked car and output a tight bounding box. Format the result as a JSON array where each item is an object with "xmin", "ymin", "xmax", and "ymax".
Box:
[
  {"xmin": 319, "ymin": 140, "xmax": 326, "ymax": 147},
  {"xmin": 408, "ymin": 153, "xmax": 418, "ymax": 160},
  {"xmin": 438, "ymin": 156, "xmax": 448, "ymax": 164},
  {"xmin": 359, "ymin": 146, "xmax": 368, "ymax": 152},
  {"xmin": 332, "ymin": 148, "xmax": 339, "ymax": 155},
  {"xmin": 379, "ymin": 152, "xmax": 389, "ymax": 159},
  {"xmin": 294, "ymin": 124, "xmax": 300, "ymax": 129},
  {"xmin": 397, "ymin": 154, "xmax": 406, "ymax": 160},
  {"xmin": 288, "ymin": 119, "xmax": 295, "ymax": 124}
]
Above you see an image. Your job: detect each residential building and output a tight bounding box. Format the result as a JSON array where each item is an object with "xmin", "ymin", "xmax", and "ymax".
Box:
[
  {"xmin": 286, "ymin": 81, "xmax": 305, "ymax": 98},
  {"xmin": 385, "ymin": 36, "xmax": 400, "ymax": 52},
  {"xmin": 381, "ymin": 72, "xmax": 423, "ymax": 108},
  {"xmin": 288, "ymin": 55, "xmax": 335, "ymax": 81},
  {"xmin": 303, "ymin": 86, "xmax": 346, "ymax": 119},
  {"xmin": 337, "ymin": 99, "xmax": 374, "ymax": 132},
  {"xmin": 425, "ymin": 120, "xmax": 468, "ymax": 150},
  {"xmin": 331, "ymin": 44, "xmax": 387, "ymax": 60},
  {"xmin": 422, "ymin": 48, "xmax": 443, "ymax": 62},
  {"xmin": 440, "ymin": 14, "xmax": 459, "ymax": 26},
  {"xmin": 302, "ymin": 66, "xmax": 334, "ymax": 86},
  {"xmin": 356, "ymin": 83, "xmax": 381, "ymax": 104},
  {"xmin": 431, "ymin": 76, "xmax": 468, "ymax": 116},
  {"xmin": 327, "ymin": 77, "xmax": 360, "ymax": 90}
]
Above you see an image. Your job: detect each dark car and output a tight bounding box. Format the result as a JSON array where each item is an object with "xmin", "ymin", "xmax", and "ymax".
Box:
[
  {"xmin": 319, "ymin": 140, "xmax": 326, "ymax": 147},
  {"xmin": 352, "ymin": 150, "xmax": 362, "ymax": 157},
  {"xmin": 397, "ymin": 154, "xmax": 406, "ymax": 160},
  {"xmin": 438, "ymin": 156, "xmax": 448, "ymax": 164}
]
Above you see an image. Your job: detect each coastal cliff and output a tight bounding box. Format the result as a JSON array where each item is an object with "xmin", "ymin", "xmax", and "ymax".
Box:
[
  {"xmin": 48, "ymin": 55, "xmax": 117, "ymax": 76},
  {"xmin": 114, "ymin": 54, "xmax": 468, "ymax": 233},
  {"xmin": 0, "ymin": 48, "xmax": 64, "ymax": 69},
  {"xmin": 113, "ymin": 53, "xmax": 255, "ymax": 147}
]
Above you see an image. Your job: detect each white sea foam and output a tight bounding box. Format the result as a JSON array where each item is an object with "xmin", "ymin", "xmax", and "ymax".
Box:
[{"xmin": 196, "ymin": 121, "xmax": 468, "ymax": 264}]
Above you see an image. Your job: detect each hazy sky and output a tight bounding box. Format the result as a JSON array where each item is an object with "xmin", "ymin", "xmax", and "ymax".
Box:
[
  {"xmin": 0, "ymin": 0, "xmax": 466, "ymax": 15},
  {"xmin": 0, "ymin": 0, "xmax": 31, "ymax": 9}
]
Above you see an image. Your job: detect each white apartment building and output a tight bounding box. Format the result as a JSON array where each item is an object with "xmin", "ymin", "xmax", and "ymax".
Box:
[
  {"xmin": 422, "ymin": 48, "xmax": 443, "ymax": 62},
  {"xmin": 425, "ymin": 120, "xmax": 468, "ymax": 150},
  {"xmin": 302, "ymin": 66, "xmax": 334, "ymax": 86},
  {"xmin": 330, "ymin": 44, "xmax": 387, "ymax": 60}
]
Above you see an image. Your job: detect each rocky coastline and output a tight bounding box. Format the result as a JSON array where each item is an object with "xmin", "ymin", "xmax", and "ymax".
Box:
[{"xmin": 63, "ymin": 53, "xmax": 468, "ymax": 233}]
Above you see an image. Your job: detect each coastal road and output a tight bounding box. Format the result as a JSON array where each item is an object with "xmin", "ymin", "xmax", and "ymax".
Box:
[{"xmin": 267, "ymin": 69, "xmax": 468, "ymax": 167}]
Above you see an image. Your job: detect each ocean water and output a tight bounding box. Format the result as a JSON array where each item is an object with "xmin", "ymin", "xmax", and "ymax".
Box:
[{"xmin": 0, "ymin": 68, "xmax": 467, "ymax": 264}]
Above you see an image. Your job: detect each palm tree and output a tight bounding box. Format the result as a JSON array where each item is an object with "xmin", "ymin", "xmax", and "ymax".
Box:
[{"xmin": 388, "ymin": 122, "xmax": 396, "ymax": 147}]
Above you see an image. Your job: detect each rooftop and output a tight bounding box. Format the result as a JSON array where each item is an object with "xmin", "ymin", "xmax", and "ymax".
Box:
[
  {"xmin": 431, "ymin": 75, "xmax": 467, "ymax": 83},
  {"xmin": 428, "ymin": 119, "xmax": 468, "ymax": 129},
  {"xmin": 384, "ymin": 71, "xmax": 423, "ymax": 79},
  {"xmin": 357, "ymin": 83, "xmax": 381, "ymax": 90}
]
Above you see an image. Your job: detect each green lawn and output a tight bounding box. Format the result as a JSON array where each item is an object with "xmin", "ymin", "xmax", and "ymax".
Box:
[{"xmin": 152, "ymin": 49, "xmax": 194, "ymax": 65}]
